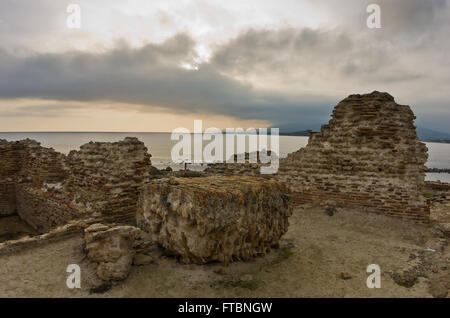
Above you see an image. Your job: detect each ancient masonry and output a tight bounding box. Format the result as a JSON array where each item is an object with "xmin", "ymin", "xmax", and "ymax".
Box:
[
  {"xmin": 66, "ymin": 139, "xmax": 151, "ymax": 223},
  {"xmin": 137, "ymin": 176, "xmax": 292, "ymax": 265},
  {"xmin": 206, "ymin": 91, "xmax": 431, "ymax": 222},
  {"xmin": 0, "ymin": 91, "xmax": 433, "ymax": 278},
  {"xmin": 0, "ymin": 137, "xmax": 151, "ymax": 232}
]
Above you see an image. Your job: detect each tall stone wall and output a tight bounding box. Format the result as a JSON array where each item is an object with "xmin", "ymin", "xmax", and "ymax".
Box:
[
  {"xmin": 278, "ymin": 91, "xmax": 429, "ymax": 222},
  {"xmin": 66, "ymin": 137, "xmax": 151, "ymax": 223}
]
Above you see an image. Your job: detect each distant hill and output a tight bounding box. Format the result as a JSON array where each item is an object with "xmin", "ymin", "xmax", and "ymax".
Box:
[
  {"xmin": 416, "ymin": 127, "xmax": 450, "ymax": 143},
  {"xmin": 280, "ymin": 126, "xmax": 450, "ymax": 143},
  {"xmin": 279, "ymin": 130, "xmax": 310, "ymax": 136}
]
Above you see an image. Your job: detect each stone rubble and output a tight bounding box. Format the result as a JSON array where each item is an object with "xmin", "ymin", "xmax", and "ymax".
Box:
[{"xmin": 84, "ymin": 223, "xmax": 151, "ymax": 281}]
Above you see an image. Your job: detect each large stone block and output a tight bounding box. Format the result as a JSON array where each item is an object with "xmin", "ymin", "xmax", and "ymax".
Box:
[{"xmin": 137, "ymin": 176, "xmax": 292, "ymax": 265}]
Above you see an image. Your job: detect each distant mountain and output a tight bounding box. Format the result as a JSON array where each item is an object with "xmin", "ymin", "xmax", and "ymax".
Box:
[
  {"xmin": 279, "ymin": 126, "xmax": 450, "ymax": 143},
  {"xmin": 416, "ymin": 127, "xmax": 450, "ymax": 142},
  {"xmin": 279, "ymin": 130, "xmax": 310, "ymax": 136}
]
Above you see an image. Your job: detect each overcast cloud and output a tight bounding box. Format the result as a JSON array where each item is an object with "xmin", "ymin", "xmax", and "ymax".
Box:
[{"xmin": 0, "ymin": 0, "xmax": 449, "ymax": 132}]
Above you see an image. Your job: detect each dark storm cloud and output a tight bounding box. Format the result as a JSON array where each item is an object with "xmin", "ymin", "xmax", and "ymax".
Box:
[
  {"xmin": 0, "ymin": 33, "xmax": 334, "ymax": 130},
  {"xmin": 0, "ymin": 0, "xmax": 449, "ymax": 132}
]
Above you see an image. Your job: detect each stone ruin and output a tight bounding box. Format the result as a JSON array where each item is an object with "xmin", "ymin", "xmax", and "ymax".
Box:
[
  {"xmin": 84, "ymin": 223, "xmax": 151, "ymax": 281},
  {"xmin": 137, "ymin": 176, "xmax": 292, "ymax": 265},
  {"xmin": 66, "ymin": 138, "xmax": 151, "ymax": 224},
  {"xmin": 0, "ymin": 136, "xmax": 292, "ymax": 283},
  {"xmin": 206, "ymin": 91, "xmax": 431, "ymax": 223},
  {"xmin": 0, "ymin": 91, "xmax": 434, "ymax": 285},
  {"xmin": 280, "ymin": 91, "xmax": 430, "ymax": 222},
  {"xmin": 0, "ymin": 137, "xmax": 151, "ymax": 232}
]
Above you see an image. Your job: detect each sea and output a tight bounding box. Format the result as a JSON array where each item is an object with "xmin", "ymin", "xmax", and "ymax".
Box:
[{"xmin": 1, "ymin": 132, "xmax": 449, "ymax": 183}]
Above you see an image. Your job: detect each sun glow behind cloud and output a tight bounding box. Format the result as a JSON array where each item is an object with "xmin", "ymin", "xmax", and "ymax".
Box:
[{"xmin": 0, "ymin": 0, "xmax": 449, "ymax": 132}]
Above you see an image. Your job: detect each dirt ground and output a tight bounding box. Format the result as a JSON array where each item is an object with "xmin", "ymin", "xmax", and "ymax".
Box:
[{"xmin": 0, "ymin": 203, "xmax": 448, "ymax": 298}]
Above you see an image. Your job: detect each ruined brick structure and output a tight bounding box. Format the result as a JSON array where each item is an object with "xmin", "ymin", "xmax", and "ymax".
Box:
[
  {"xmin": 0, "ymin": 139, "xmax": 68, "ymax": 216},
  {"xmin": 206, "ymin": 92, "xmax": 430, "ymax": 222},
  {"xmin": 0, "ymin": 137, "xmax": 151, "ymax": 232},
  {"xmin": 66, "ymin": 138, "xmax": 151, "ymax": 223}
]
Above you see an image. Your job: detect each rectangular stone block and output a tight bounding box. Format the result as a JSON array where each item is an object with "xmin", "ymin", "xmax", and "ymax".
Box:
[{"xmin": 137, "ymin": 176, "xmax": 292, "ymax": 265}]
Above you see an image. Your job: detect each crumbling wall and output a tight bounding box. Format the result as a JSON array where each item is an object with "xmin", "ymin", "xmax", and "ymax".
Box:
[
  {"xmin": 205, "ymin": 92, "xmax": 430, "ymax": 222},
  {"xmin": 137, "ymin": 176, "xmax": 292, "ymax": 265},
  {"xmin": 0, "ymin": 140, "xmax": 22, "ymax": 176},
  {"xmin": 0, "ymin": 140, "xmax": 22, "ymax": 215},
  {"xmin": 67, "ymin": 137, "xmax": 151, "ymax": 223},
  {"xmin": 0, "ymin": 137, "xmax": 151, "ymax": 233},
  {"xmin": 0, "ymin": 181, "xmax": 16, "ymax": 216},
  {"xmin": 15, "ymin": 184, "xmax": 79, "ymax": 233},
  {"xmin": 278, "ymin": 91, "xmax": 429, "ymax": 222},
  {"xmin": 0, "ymin": 139, "xmax": 67, "ymax": 216},
  {"xmin": 19, "ymin": 139, "xmax": 68, "ymax": 185}
]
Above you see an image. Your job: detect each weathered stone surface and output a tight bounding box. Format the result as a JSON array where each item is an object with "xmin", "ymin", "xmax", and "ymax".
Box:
[
  {"xmin": 84, "ymin": 223, "xmax": 148, "ymax": 281},
  {"xmin": 205, "ymin": 92, "xmax": 431, "ymax": 223},
  {"xmin": 67, "ymin": 137, "xmax": 151, "ymax": 223},
  {"xmin": 0, "ymin": 139, "xmax": 68, "ymax": 216},
  {"xmin": 137, "ymin": 176, "xmax": 292, "ymax": 265},
  {"xmin": 15, "ymin": 184, "xmax": 79, "ymax": 233}
]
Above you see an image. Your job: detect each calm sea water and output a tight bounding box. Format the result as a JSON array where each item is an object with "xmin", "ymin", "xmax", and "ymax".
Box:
[{"xmin": 1, "ymin": 132, "xmax": 449, "ymax": 182}]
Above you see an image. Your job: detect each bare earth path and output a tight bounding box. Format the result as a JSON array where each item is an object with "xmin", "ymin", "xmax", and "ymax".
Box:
[{"xmin": 0, "ymin": 205, "xmax": 448, "ymax": 297}]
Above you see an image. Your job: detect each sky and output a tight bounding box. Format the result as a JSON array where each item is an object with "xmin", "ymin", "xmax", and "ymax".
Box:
[{"xmin": 0, "ymin": 0, "xmax": 449, "ymax": 132}]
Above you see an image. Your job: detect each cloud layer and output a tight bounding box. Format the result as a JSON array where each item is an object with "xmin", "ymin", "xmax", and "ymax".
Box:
[{"xmin": 0, "ymin": 0, "xmax": 449, "ymax": 132}]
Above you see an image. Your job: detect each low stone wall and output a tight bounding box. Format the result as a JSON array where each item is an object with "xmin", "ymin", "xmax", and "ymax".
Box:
[
  {"xmin": 137, "ymin": 176, "xmax": 292, "ymax": 265},
  {"xmin": 15, "ymin": 184, "xmax": 80, "ymax": 233}
]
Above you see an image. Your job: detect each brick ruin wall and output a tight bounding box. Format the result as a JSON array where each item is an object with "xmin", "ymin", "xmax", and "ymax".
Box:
[
  {"xmin": 206, "ymin": 92, "xmax": 430, "ymax": 222},
  {"xmin": 0, "ymin": 137, "xmax": 151, "ymax": 232},
  {"xmin": 0, "ymin": 141, "xmax": 23, "ymax": 216},
  {"xmin": 0, "ymin": 139, "xmax": 68, "ymax": 218},
  {"xmin": 66, "ymin": 137, "xmax": 151, "ymax": 224}
]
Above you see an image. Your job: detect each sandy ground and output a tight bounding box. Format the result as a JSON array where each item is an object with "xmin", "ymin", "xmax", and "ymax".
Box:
[{"xmin": 0, "ymin": 204, "xmax": 448, "ymax": 298}]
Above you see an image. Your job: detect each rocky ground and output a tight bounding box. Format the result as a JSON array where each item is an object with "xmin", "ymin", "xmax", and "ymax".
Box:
[{"xmin": 0, "ymin": 200, "xmax": 448, "ymax": 298}]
